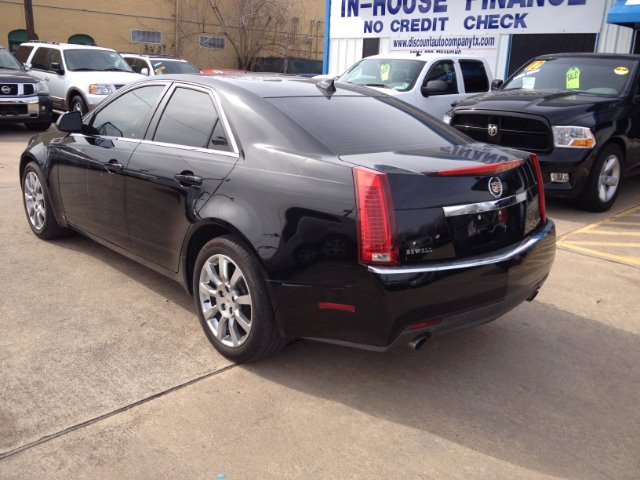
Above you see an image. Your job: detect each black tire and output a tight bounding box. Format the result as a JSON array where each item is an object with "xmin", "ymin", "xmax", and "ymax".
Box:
[
  {"xmin": 193, "ymin": 235, "xmax": 286, "ymax": 362},
  {"xmin": 577, "ymin": 144, "xmax": 624, "ymax": 212},
  {"xmin": 21, "ymin": 162, "xmax": 67, "ymax": 240},
  {"xmin": 25, "ymin": 121, "xmax": 51, "ymax": 132},
  {"xmin": 69, "ymin": 95, "xmax": 88, "ymax": 115}
]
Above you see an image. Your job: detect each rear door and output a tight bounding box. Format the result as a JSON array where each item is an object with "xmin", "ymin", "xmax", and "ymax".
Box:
[
  {"xmin": 125, "ymin": 84, "xmax": 239, "ymax": 271},
  {"xmin": 56, "ymin": 83, "xmax": 168, "ymax": 246}
]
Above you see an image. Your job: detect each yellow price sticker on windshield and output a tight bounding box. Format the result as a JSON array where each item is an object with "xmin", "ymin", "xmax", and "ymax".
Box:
[
  {"xmin": 614, "ymin": 66, "xmax": 629, "ymax": 75},
  {"xmin": 566, "ymin": 67, "xmax": 580, "ymax": 89},
  {"xmin": 380, "ymin": 64, "xmax": 390, "ymax": 81},
  {"xmin": 525, "ymin": 60, "xmax": 545, "ymax": 72}
]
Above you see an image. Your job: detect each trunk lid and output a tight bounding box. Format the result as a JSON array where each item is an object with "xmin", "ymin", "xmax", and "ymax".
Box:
[{"xmin": 343, "ymin": 144, "xmax": 544, "ymax": 264}]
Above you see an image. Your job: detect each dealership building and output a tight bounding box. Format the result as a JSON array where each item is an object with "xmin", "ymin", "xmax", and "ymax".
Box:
[{"xmin": 323, "ymin": 0, "xmax": 640, "ymax": 79}]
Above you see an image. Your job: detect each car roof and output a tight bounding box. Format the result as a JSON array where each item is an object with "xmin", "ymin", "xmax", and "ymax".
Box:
[
  {"xmin": 536, "ymin": 52, "xmax": 640, "ymax": 61},
  {"xmin": 22, "ymin": 42, "xmax": 115, "ymax": 52},
  {"xmin": 149, "ymin": 74, "xmax": 384, "ymax": 99},
  {"xmin": 121, "ymin": 53, "xmax": 187, "ymax": 61},
  {"xmin": 360, "ymin": 53, "xmax": 485, "ymax": 61}
]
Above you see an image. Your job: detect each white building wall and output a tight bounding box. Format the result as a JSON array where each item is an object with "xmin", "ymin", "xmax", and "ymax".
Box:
[
  {"xmin": 328, "ymin": 0, "xmax": 636, "ymax": 77},
  {"xmin": 597, "ymin": 0, "xmax": 634, "ymax": 54}
]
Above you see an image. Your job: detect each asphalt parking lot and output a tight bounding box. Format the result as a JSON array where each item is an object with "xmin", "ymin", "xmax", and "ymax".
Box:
[{"xmin": 1, "ymin": 124, "xmax": 639, "ymax": 479}]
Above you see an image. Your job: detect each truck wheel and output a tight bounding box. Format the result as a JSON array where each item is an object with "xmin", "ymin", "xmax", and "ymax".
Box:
[
  {"xmin": 577, "ymin": 144, "xmax": 623, "ymax": 212},
  {"xmin": 193, "ymin": 235, "xmax": 286, "ymax": 362},
  {"xmin": 70, "ymin": 95, "xmax": 88, "ymax": 114}
]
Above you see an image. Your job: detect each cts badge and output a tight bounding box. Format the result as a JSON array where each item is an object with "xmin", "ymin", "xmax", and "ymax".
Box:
[
  {"xmin": 1, "ymin": 86, "xmax": 11, "ymax": 94},
  {"xmin": 488, "ymin": 124, "xmax": 499, "ymax": 137},
  {"xmin": 488, "ymin": 176, "xmax": 503, "ymax": 199}
]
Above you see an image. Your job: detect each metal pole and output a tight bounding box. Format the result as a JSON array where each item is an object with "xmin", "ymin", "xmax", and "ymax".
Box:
[{"xmin": 24, "ymin": 0, "xmax": 36, "ymax": 40}]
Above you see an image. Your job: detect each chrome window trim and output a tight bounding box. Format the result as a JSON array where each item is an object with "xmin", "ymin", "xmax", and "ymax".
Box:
[
  {"xmin": 368, "ymin": 221, "xmax": 553, "ymax": 275},
  {"xmin": 138, "ymin": 139, "xmax": 239, "ymax": 158},
  {"xmin": 153, "ymin": 82, "xmax": 239, "ymax": 156},
  {"xmin": 442, "ymin": 191, "xmax": 528, "ymax": 217}
]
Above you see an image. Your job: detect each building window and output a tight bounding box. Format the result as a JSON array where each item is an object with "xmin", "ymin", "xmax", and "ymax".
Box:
[
  {"xmin": 199, "ymin": 35, "xmax": 225, "ymax": 50},
  {"xmin": 68, "ymin": 34, "xmax": 95, "ymax": 46},
  {"xmin": 131, "ymin": 29, "xmax": 162, "ymax": 45}
]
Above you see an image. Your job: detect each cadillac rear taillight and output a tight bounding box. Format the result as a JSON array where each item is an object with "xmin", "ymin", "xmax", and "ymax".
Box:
[
  {"xmin": 353, "ymin": 166, "xmax": 398, "ymax": 265},
  {"xmin": 530, "ymin": 154, "xmax": 547, "ymax": 225}
]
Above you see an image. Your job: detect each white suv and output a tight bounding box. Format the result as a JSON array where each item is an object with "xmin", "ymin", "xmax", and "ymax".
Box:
[
  {"xmin": 337, "ymin": 53, "xmax": 493, "ymax": 120},
  {"xmin": 14, "ymin": 41, "xmax": 145, "ymax": 114}
]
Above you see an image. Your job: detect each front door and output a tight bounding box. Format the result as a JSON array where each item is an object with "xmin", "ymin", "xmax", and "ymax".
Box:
[
  {"xmin": 416, "ymin": 59, "xmax": 467, "ymax": 119},
  {"xmin": 125, "ymin": 85, "xmax": 239, "ymax": 271},
  {"xmin": 57, "ymin": 83, "xmax": 168, "ymax": 247}
]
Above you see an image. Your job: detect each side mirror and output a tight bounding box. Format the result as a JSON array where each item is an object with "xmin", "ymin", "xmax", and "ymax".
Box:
[
  {"xmin": 23, "ymin": 63, "xmax": 32, "ymax": 71},
  {"xmin": 56, "ymin": 111, "xmax": 84, "ymax": 133},
  {"xmin": 421, "ymin": 80, "xmax": 449, "ymax": 97},
  {"xmin": 140, "ymin": 67, "xmax": 150, "ymax": 76},
  {"xmin": 491, "ymin": 79, "xmax": 504, "ymax": 90},
  {"xmin": 50, "ymin": 62, "xmax": 64, "ymax": 75}
]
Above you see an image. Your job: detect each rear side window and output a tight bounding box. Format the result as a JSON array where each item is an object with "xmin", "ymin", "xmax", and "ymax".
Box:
[
  {"xmin": 154, "ymin": 87, "xmax": 229, "ymax": 150},
  {"xmin": 424, "ymin": 60, "xmax": 458, "ymax": 94},
  {"xmin": 30, "ymin": 47, "xmax": 51, "ymax": 70},
  {"xmin": 268, "ymin": 96, "xmax": 467, "ymax": 155},
  {"xmin": 460, "ymin": 60, "xmax": 489, "ymax": 93},
  {"xmin": 14, "ymin": 45, "xmax": 33, "ymax": 63},
  {"xmin": 91, "ymin": 85, "xmax": 165, "ymax": 138}
]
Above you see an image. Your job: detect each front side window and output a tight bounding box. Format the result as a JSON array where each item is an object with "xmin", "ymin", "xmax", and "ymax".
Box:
[
  {"xmin": 424, "ymin": 60, "xmax": 458, "ymax": 94},
  {"xmin": 460, "ymin": 60, "xmax": 489, "ymax": 93},
  {"xmin": 30, "ymin": 47, "xmax": 52, "ymax": 70},
  {"xmin": 91, "ymin": 85, "xmax": 165, "ymax": 138},
  {"xmin": 64, "ymin": 49, "xmax": 131, "ymax": 72},
  {"xmin": 154, "ymin": 88, "xmax": 230, "ymax": 150},
  {"xmin": 339, "ymin": 58, "xmax": 425, "ymax": 92}
]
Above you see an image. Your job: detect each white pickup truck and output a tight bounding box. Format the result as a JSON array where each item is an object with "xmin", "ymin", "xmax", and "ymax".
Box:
[{"xmin": 336, "ymin": 53, "xmax": 493, "ymax": 120}]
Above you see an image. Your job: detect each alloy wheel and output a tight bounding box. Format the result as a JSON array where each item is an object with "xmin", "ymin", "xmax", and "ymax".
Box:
[
  {"xmin": 24, "ymin": 171, "xmax": 46, "ymax": 231},
  {"xmin": 597, "ymin": 154, "xmax": 621, "ymax": 203},
  {"xmin": 198, "ymin": 254, "xmax": 253, "ymax": 348}
]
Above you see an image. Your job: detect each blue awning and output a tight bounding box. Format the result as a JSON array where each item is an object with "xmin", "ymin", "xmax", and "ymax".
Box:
[{"xmin": 608, "ymin": 0, "xmax": 640, "ymax": 28}]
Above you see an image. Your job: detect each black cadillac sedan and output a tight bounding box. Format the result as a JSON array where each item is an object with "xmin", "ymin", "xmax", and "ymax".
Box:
[{"xmin": 19, "ymin": 75, "xmax": 556, "ymax": 362}]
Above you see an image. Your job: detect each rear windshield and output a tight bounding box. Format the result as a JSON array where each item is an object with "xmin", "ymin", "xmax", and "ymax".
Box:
[
  {"xmin": 64, "ymin": 49, "xmax": 132, "ymax": 72},
  {"xmin": 504, "ymin": 57, "xmax": 636, "ymax": 96},
  {"xmin": 149, "ymin": 59, "xmax": 199, "ymax": 74},
  {"xmin": 268, "ymin": 96, "xmax": 467, "ymax": 155}
]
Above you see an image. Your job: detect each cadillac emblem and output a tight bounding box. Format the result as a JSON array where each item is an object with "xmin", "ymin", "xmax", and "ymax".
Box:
[
  {"xmin": 1, "ymin": 86, "xmax": 11, "ymax": 94},
  {"xmin": 488, "ymin": 123, "xmax": 499, "ymax": 137},
  {"xmin": 488, "ymin": 176, "xmax": 503, "ymax": 199}
]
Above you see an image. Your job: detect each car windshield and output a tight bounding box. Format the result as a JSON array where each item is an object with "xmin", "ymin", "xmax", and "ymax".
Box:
[
  {"xmin": 0, "ymin": 49, "xmax": 23, "ymax": 71},
  {"xmin": 339, "ymin": 58, "xmax": 425, "ymax": 92},
  {"xmin": 64, "ymin": 49, "xmax": 132, "ymax": 72},
  {"xmin": 149, "ymin": 59, "xmax": 199, "ymax": 74},
  {"xmin": 503, "ymin": 57, "xmax": 635, "ymax": 97}
]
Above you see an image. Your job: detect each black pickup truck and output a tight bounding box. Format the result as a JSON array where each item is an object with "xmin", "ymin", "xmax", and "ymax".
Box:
[
  {"xmin": 0, "ymin": 45, "xmax": 52, "ymax": 131},
  {"xmin": 446, "ymin": 53, "xmax": 640, "ymax": 211}
]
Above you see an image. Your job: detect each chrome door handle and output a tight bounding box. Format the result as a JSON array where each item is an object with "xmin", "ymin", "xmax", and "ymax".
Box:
[
  {"xmin": 105, "ymin": 159, "xmax": 123, "ymax": 173},
  {"xmin": 174, "ymin": 173, "xmax": 202, "ymax": 187}
]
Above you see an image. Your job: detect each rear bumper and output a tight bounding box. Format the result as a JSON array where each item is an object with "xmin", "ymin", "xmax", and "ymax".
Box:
[
  {"xmin": 0, "ymin": 95, "xmax": 52, "ymax": 124},
  {"xmin": 297, "ymin": 220, "xmax": 556, "ymax": 350}
]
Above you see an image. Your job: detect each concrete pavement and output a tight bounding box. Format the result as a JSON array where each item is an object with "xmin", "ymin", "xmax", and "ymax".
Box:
[{"xmin": 1, "ymin": 124, "xmax": 639, "ymax": 479}]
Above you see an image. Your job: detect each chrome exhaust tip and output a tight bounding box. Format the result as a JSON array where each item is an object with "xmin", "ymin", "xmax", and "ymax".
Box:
[{"xmin": 409, "ymin": 335, "xmax": 429, "ymax": 351}]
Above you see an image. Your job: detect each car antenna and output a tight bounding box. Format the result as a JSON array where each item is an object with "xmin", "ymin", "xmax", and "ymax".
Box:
[
  {"xmin": 415, "ymin": 52, "xmax": 421, "ymax": 57},
  {"xmin": 316, "ymin": 77, "xmax": 336, "ymax": 97}
]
